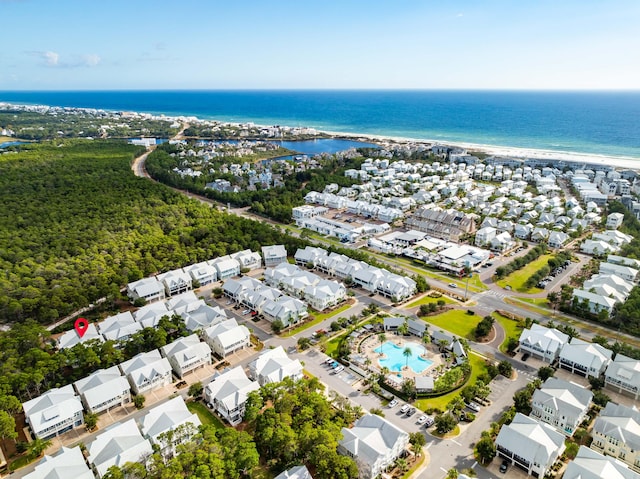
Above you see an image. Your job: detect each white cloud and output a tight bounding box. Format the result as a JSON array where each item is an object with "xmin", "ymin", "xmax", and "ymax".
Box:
[
  {"xmin": 43, "ymin": 51, "xmax": 59, "ymax": 66},
  {"xmin": 82, "ymin": 54, "xmax": 100, "ymax": 67}
]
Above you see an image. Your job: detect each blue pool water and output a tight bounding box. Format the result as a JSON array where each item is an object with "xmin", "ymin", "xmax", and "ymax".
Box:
[{"xmin": 374, "ymin": 341, "xmax": 433, "ymax": 374}]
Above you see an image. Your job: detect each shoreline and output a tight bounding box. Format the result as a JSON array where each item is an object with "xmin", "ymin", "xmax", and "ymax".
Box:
[{"xmin": 3, "ymin": 100, "xmax": 639, "ymax": 171}]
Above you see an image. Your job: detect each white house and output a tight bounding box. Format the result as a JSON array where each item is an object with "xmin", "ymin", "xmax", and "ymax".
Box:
[
  {"xmin": 160, "ymin": 334, "xmax": 212, "ymax": 378},
  {"xmin": 304, "ymin": 279, "xmax": 346, "ymax": 311},
  {"xmin": 248, "ymin": 346, "xmax": 303, "ymax": 386},
  {"xmin": 518, "ymin": 324, "xmax": 569, "ymax": 363},
  {"xmin": 260, "ymin": 296, "xmax": 308, "ymax": 327},
  {"xmin": 572, "ymin": 289, "xmax": 618, "ymax": 316},
  {"xmin": 531, "ymin": 377, "xmax": 593, "ymax": 436},
  {"xmin": 202, "ymin": 318, "xmax": 250, "ymax": 358},
  {"xmin": 134, "ymin": 301, "xmax": 170, "ymax": 329},
  {"xmin": 74, "ymin": 366, "xmax": 131, "ymax": 414},
  {"xmin": 23, "ymin": 446, "xmax": 94, "ymax": 479},
  {"xmin": 581, "ymin": 239, "xmax": 618, "ymax": 256},
  {"xmin": 209, "ymin": 256, "xmax": 241, "ymax": 280},
  {"xmin": 57, "ymin": 323, "xmax": 103, "ymax": 349},
  {"xmin": 591, "ymin": 402, "xmax": 640, "ymax": 472},
  {"xmin": 548, "ymin": 231, "xmax": 570, "ymax": 249},
  {"xmin": 495, "ymin": 413, "xmax": 566, "ymax": 478},
  {"xmin": 204, "ymin": 366, "xmax": 259, "ymax": 426},
  {"xmin": 605, "ymin": 354, "xmax": 640, "ymax": 399},
  {"xmin": 119, "ymin": 349, "xmax": 173, "ymax": 395},
  {"xmin": 559, "ymin": 338, "xmax": 613, "ymax": 378},
  {"xmin": 23, "ymin": 385, "xmax": 84, "ymax": 440},
  {"xmin": 607, "ymin": 255, "xmax": 640, "ymax": 269},
  {"xmin": 338, "ymin": 414, "xmax": 409, "ymax": 479},
  {"xmin": 565, "ymin": 445, "xmax": 640, "ymax": 479},
  {"xmin": 98, "ymin": 311, "xmax": 142, "ymax": 342},
  {"xmin": 599, "ymin": 262, "xmax": 639, "ymax": 282},
  {"xmin": 231, "ymin": 249, "xmax": 263, "ymax": 271},
  {"xmin": 156, "ymin": 269, "xmax": 192, "ymax": 297},
  {"xmin": 376, "ymin": 272, "xmax": 417, "ymax": 301},
  {"xmin": 183, "ymin": 261, "xmax": 218, "ymax": 286},
  {"xmin": 475, "ymin": 226, "xmax": 497, "ymax": 247},
  {"xmin": 180, "ymin": 303, "xmax": 227, "ymax": 332},
  {"xmin": 262, "ymin": 244, "xmax": 288, "ymax": 267},
  {"xmin": 274, "ymin": 465, "xmax": 313, "ymax": 479},
  {"xmin": 606, "ymin": 212, "xmax": 625, "ymax": 230},
  {"xmin": 87, "ymin": 419, "xmax": 153, "ymax": 478},
  {"xmin": 139, "ymin": 396, "xmax": 201, "ymax": 459},
  {"xmin": 127, "ymin": 277, "xmax": 165, "ymax": 303}
]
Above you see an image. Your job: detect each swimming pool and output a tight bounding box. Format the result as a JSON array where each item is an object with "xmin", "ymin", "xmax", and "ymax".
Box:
[{"xmin": 374, "ymin": 341, "xmax": 433, "ymax": 373}]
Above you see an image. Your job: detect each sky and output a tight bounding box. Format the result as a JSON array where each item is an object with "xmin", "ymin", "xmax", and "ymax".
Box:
[{"xmin": 1, "ymin": 0, "xmax": 639, "ymax": 90}]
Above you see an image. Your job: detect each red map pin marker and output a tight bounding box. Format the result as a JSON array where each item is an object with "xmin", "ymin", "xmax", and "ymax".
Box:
[{"xmin": 75, "ymin": 318, "xmax": 89, "ymax": 338}]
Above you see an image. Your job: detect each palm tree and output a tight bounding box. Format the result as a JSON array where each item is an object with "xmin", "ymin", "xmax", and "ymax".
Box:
[
  {"xmin": 378, "ymin": 332, "xmax": 386, "ymax": 356},
  {"xmin": 27, "ymin": 437, "xmax": 52, "ymax": 459},
  {"xmin": 403, "ymin": 346, "xmax": 413, "ymax": 370}
]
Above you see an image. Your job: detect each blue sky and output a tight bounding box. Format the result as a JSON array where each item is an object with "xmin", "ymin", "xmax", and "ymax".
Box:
[{"xmin": 1, "ymin": 0, "xmax": 639, "ymax": 90}]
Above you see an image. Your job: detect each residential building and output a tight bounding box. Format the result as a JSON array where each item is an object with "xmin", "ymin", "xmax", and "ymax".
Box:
[
  {"xmin": 139, "ymin": 396, "xmax": 201, "ymax": 459},
  {"xmin": 23, "ymin": 385, "xmax": 84, "ymax": 440},
  {"xmin": 57, "ymin": 323, "xmax": 103, "ymax": 349},
  {"xmin": 475, "ymin": 226, "xmax": 497, "ymax": 247},
  {"xmin": 248, "ymin": 346, "xmax": 303, "ymax": 386},
  {"xmin": 156, "ymin": 269, "xmax": 192, "ymax": 297},
  {"xmin": 262, "ymin": 244, "xmax": 288, "ymax": 267},
  {"xmin": 605, "ymin": 354, "xmax": 640, "ymax": 399},
  {"xmin": 119, "ymin": 350, "xmax": 173, "ymax": 395},
  {"xmin": 261, "ymin": 296, "xmax": 308, "ymax": 327},
  {"xmin": 531, "ymin": 377, "xmax": 593, "ymax": 436},
  {"xmin": 559, "ymin": 338, "xmax": 613, "ymax": 378},
  {"xmin": 134, "ymin": 301, "xmax": 170, "ymax": 329},
  {"xmin": 591, "ymin": 402, "xmax": 640, "ymax": 471},
  {"xmin": 180, "ymin": 302, "xmax": 227, "ymax": 332},
  {"xmin": 23, "ymin": 446, "xmax": 94, "ymax": 479},
  {"xmin": 607, "ymin": 212, "xmax": 625, "ymax": 230},
  {"xmin": 572, "ymin": 289, "xmax": 618, "ymax": 316},
  {"xmin": 405, "ymin": 207, "xmax": 476, "ymax": 242},
  {"xmin": 274, "ymin": 465, "xmax": 313, "ymax": 479},
  {"xmin": 127, "ymin": 277, "xmax": 165, "ymax": 303},
  {"xmin": 565, "ymin": 445, "xmax": 640, "ymax": 479},
  {"xmin": 599, "ymin": 262, "xmax": 639, "ymax": 282},
  {"xmin": 98, "ymin": 311, "xmax": 142, "ymax": 342},
  {"xmin": 87, "ymin": 419, "xmax": 153, "ymax": 478},
  {"xmin": 202, "ymin": 318, "xmax": 250, "ymax": 358},
  {"xmin": 183, "ymin": 261, "xmax": 218, "ymax": 286},
  {"xmin": 204, "ymin": 366, "xmax": 259, "ymax": 426},
  {"xmin": 160, "ymin": 334, "xmax": 212, "ymax": 378},
  {"xmin": 338, "ymin": 414, "xmax": 409, "ymax": 479},
  {"xmin": 210, "ymin": 256, "xmax": 241, "ymax": 280},
  {"xmin": 304, "ymin": 279, "xmax": 346, "ymax": 311},
  {"xmin": 294, "ymin": 246, "xmax": 328, "ymax": 267},
  {"xmin": 495, "ymin": 413, "xmax": 566, "ymax": 478},
  {"xmin": 518, "ymin": 324, "xmax": 569, "ymax": 363},
  {"xmin": 548, "ymin": 231, "xmax": 570, "ymax": 249},
  {"xmin": 74, "ymin": 366, "xmax": 131, "ymax": 414},
  {"xmin": 231, "ymin": 249, "xmax": 262, "ymax": 271}
]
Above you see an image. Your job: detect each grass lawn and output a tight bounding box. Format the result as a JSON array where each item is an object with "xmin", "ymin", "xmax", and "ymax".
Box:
[
  {"xmin": 9, "ymin": 455, "xmax": 36, "ymax": 472},
  {"xmin": 387, "ymin": 257, "xmax": 487, "ymax": 293},
  {"xmin": 492, "ymin": 312, "xmax": 524, "ymax": 353},
  {"xmin": 519, "ymin": 297, "xmax": 550, "ymax": 307},
  {"xmin": 282, "ymin": 303, "xmax": 352, "ymax": 337},
  {"xmin": 496, "ymin": 255, "xmax": 551, "ymax": 293},
  {"xmin": 424, "ymin": 309, "xmax": 483, "ymax": 340},
  {"xmin": 186, "ymin": 401, "xmax": 226, "ymax": 430},
  {"xmin": 407, "ymin": 295, "xmax": 455, "ymax": 308},
  {"xmin": 415, "ymin": 352, "xmax": 487, "ymax": 411}
]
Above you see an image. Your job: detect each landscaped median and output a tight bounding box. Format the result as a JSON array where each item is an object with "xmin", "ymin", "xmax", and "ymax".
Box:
[
  {"xmin": 496, "ymin": 254, "xmax": 552, "ymax": 293},
  {"xmin": 423, "ymin": 309, "xmax": 483, "ymax": 340}
]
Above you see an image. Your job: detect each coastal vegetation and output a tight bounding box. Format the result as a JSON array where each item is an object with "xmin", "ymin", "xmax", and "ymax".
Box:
[{"xmin": 0, "ymin": 139, "xmax": 308, "ymax": 324}]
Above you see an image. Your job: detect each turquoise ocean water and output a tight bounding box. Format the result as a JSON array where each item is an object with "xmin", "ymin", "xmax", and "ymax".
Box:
[{"xmin": 0, "ymin": 90, "xmax": 638, "ymax": 159}]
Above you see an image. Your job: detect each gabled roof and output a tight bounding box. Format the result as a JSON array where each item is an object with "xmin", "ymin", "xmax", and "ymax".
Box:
[
  {"xmin": 274, "ymin": 465, "xmax": 313, "ymax": 479},
  {"xmin": 532, "ymin": 377, "xmax": 593, "ymax": 418},
  {"xmin": 519, "ymin": 324, "xmax": 568, "ymax": 352},
  {"xmin": 249, "ymin": 346, "xmax": 303, "ymax": 384},
  {"xmin": 339, "ymin": 414, "xmax": 408, "ymax": 468},
  {"xmin": 23, "ymin": 385, "xmax": 83, "ymax": 436},
  {"xmin": 165, "ymin": 291, "xmax": 200, "ymax": 311},
  {"xmin": 205, "ymin": 366, "xmax": 259, "ymax": 411},
  {"xmin": 606, "ymin": 354, "xmax": 640, "ymax": 387},
  {"xmin": 180, "ymin": 303, "xmax": 226, "ymax": 331},
  {"xmin": 564, "ymin": 445, "xmax": 640, "ymax": 479},
  {"xmin": 160, "ymin": 334, "xmax": 211, "ymax": 368},
  {"xmin": 98, "ymin": 311, "xmax": 141, "ymax": 341},
  {"xmin": 139, "ymin": 396, "xmax": 201, "ymax": 441},
  {"xmin": 495, "ymin": 413, "xmax": 565, "ymax": 467},
  {"xmin": 119, "ymin": 350, "xmax": 172, "ymax": 387},
  {"xmin": 593, "ymin": 402, "xmax": 640, "ymax": 452},
  {"xmin": 24, "ymin": 446, "xmax": 94, "ymax": 479},
  {"xmin": 204, "ymin": 319, "xmax": 250, "ymax": 348},
  {"xmin": 88, "ymin": 419, "xmax": 153, "ymax": 478},
  {"xmin": 133, "ymin": 301, "xmax": 170, "ymax": 327},
  {"xmin": 74, "ymin": 365, "xmax": 130, "ymax": 409},
  {"xmin": 128, "ymin": 277, "xmax": 164, "ymax": 297},
  {"xmin": 573, "ymin": 289, "xmax": 619, "ymax": 308},
  {"xmin": 560, "ymin": 338, "xmax": 612, "ymax": 370},
  {"xmin": 57, "ymin": 323, "xmax": 103, "ymax": 349}
]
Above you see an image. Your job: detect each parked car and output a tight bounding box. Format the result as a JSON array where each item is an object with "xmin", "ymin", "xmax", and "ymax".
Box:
[
  {"xmin": 424, "ymin": 415, "xmax": 435, "ymax": 427},
  {"xmin": 417, "ymin": 414, "xmax": 429, "ymax": 425},
  {"xmin": 466, "ymin": 402, "xmax": 481, "ymax": 413},
  {"xmin": 242, "ymin": 309, "xmax": 251, "ymax": 315},
  {"xmin": 499, "ymin": 459, "xmax": 509, "ymax": 473},
  {"xmin": 399, "ymin": 404, "xmax": 410, "ymax": 414},
  {"xmin": 406, "ymin": 407, "xmax": 417, "ymax": 417},
  {"xmin": 388, "ymin": 399, "xmax": 399, "ymax": 408},
  {"xmin": 333, "ymin": 365, "xmax": 344, "ymax": 374},
  {"xmin": 325, "ymin": 357, "xmax": 335, "ymax": 365},
  {"xmin": 448, "ymin": 283, "xmax": 458, "ymax": 288},
  {"xmin": 522, "ymin": 352, "xmax": 530, "ymax": 362}
]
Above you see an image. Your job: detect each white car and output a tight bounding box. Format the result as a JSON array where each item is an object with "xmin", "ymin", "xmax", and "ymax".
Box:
[
  {"xmin": 466, "ymin": 402, "xmax": 481, "ymax": 412},
  {"xmin": 242, "ymin": 309, "xmax": 251, "ymax": 315},
  {"xmin": 333, "ymin": 365, "xmax": 344, "ymax": 374},
  {"xmin": 399, "ymin": 404, "xmax": 410, "ymax": 414},
  {"xmin": 448, "ymin": 282, "xmax": 458, "ymax": 288},
  {"xmin": 388, "ymin": 399, "xmax": 399, "ymax": 408},
  {"xmin": 417, "ymin": 414, "xmax": 429, "ymax": 425}
]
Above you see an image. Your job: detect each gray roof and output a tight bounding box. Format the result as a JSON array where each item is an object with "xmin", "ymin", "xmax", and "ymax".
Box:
[
  {"xmin": 274, "ymin": 466, "xmax": 313, "ymax": 479},
  {"xmin": 24, "ymin": 446, "xmax": 94, "ymax": 479},
  {"xmin": 593, "ymin": 402, "xmax": 640, "ymax": 452},
  {"xmin": 564, "ymin": 445, "xmax": 640, "ymax": 479},
  {"xmin": 532, "ymin": 377, "xmax": 593, "ymax": 419}
]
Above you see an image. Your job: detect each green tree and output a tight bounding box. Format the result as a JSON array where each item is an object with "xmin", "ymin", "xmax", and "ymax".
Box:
[
  {"xmin": 133, "ymin": 394, "xmax": 146, "ymax": 409},
  {"xmin": 297, "ymin": 336, "xmax": 311, "ymax": 350},
  {"xmin": 409, "ymin": 431, "xmax": 426, "ymax": 450},
  {"xmin": 446, "ymin": 469, "xmax": 459, "ymax": 479},
  {"xmin": 84, "ymin": 412, "xmax": 98, "ymax": 431},
  {"xmin": 537, "ymin": 366, "xmax": 555, "ymax": 381},
  {"xmin": 403, "ymin": 346, "xmax": 413, "ymax": 369},
  {"xmin": 498, "ymin": 360, "xmax": 513, "ymax": 378},
  {"xmin": 188, "ymin": 381, "xmax": 203, "ymax": 398},
  {"xmin": 27, "ymin": 437, "xmax": 52, "ymax": 459},
  {"xmin": 370, "ymin": 407, "xmax": 385, "ymax": 417},
  {"xmin": 435, "ymin": 413, "xmax": 457, "ymax": 434},
  {"xmin": 271, "ymin": 319, "xmax": 285, "ymax": 334},
  {"xmin": 476, "ymin": 435, "xmax": 497, "ymax": 463},
  {"xmin": 378, "ymin": 332, "xmax": 386, "ymax": 356},
  {"xmin": 0, "ymin": 410, "xmax": 17, "ymax": 448}
]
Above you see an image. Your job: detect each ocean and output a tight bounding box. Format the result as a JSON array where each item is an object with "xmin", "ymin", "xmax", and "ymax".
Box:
[{"xmin": 0, "ymin": 90, "xmax": 639, "ymax": 159}]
